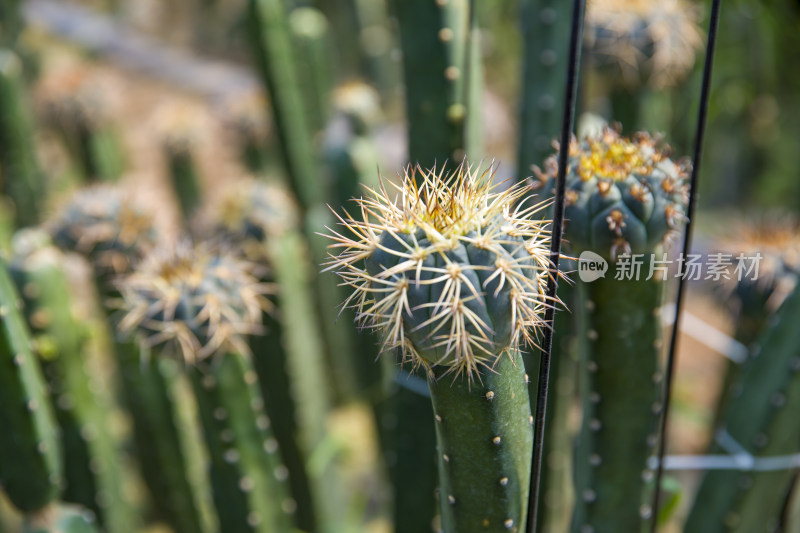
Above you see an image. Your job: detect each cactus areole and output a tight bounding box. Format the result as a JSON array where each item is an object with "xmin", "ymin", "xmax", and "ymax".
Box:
[{"xmin": 326, "ymin": 163, "xmax": 554, "ymax": 378}]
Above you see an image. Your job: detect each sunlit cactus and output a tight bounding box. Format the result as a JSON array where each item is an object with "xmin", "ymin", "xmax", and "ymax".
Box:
[
  {"xmin": 534, "ymin": 127, "xmax": 690, "ymax": 259},
  {"xmin": 117, "ymin": 241, "xmax": 295, "ymax": 533},
  {"xmin": 326, "ymin": 163, "xmax": 553, "ymax": 380},
  {"xmin": 117, "ymin": 241, "xmax": 271, "ymax": 362},
  {"xmin": 584, "ymin": 0, "xmax": 703, "ymax": 89},
  {"xmin": 47, "ymin": 186, "xmax": 156, "ymax": 279}
]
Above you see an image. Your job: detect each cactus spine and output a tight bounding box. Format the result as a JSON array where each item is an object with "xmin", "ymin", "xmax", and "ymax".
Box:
[
  {"xmin": 22, "ymin": 503, "xmax": 100, "ymax": 533},
  {"xmin": 0, "ymin": 256, "xmax": 61, "ymax": 514},
  {"xmin": 685, "ymin": 283, "xmax": 800, "ymax": 533}
]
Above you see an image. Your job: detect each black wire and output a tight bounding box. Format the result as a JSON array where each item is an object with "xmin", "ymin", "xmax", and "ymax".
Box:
[
  {"xmin": 526, "ymin": 0, "xmax": 585, "ymax": 530},
  {"xmin": 650, "ymin": 1, "xmax": 723, "ymax": 530}
]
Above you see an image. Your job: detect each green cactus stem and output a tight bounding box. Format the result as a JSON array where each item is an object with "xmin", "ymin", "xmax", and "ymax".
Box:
[
  {"xmin": 0, "ymin": 256, "xmax": 61, "ymax": 514},
  {"xmin": 0, "ymin": 49, "xmax": 45, "ymax": 227},
  {"xmin": 324, "ymin": 165, "xmax": 553, "ymax": 533},
  {"xmin": 685, "ymin": 283, "xmax": 800, "ymax": 533},
  {"xmin": 533, "ymin": 128, "xmax": 689, "ymax": 532},
  {"xmin": 47, "ymin": 188, "xmax": 213, "ymax": 533},
  {"xmin": 9, "ymin": 230, "xmax": 136, "ymax": 533},
  {"xmin": 392, "ymin": 0, "xmax": 482, "ymax": 171},
  {"xmin": 430, "ymin": 351, "xmax": 532, "ymax": 533},
  {"xmin": 118, "ymin": 242, "xmax": 296, "ymax": 533},
  {"xmin": 571, "ymin": 271, "xmax": 664, "ymax": 533},
  {"xmin": 517, "ymin": 0, "xmax": 573, "ymax": 180},
  {"xmin": 21, "ymin": 503, "xmax": 100, "ymax": 533},
  {"xmin": 289, "ymin": 7, "xmax": 333, "ymax": 134},
  {"xmin": 246, "ymin": 0, "xmax": 323, "ymax": 211},
  {"xmin": 217, "ymin": 91, "xmax": 275, "ymax": 176}
]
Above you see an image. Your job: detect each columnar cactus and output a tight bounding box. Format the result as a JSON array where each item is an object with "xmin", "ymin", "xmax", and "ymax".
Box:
[
  {"xmin": 46, "ymin": 187, "xmax": 213, "ymax": 533},
  {"xmin": 686, "ymin": 281, "xmax": 800, "ymax": 533},
  {"xmin": 208, "ymin": 180, "xmax": 329, "ymax": 532},
  {"xmin": 325, "ymin": 164, "xmax": 554, "ymax": 532},
  {"xmin": 10, "ymin": 230, "xmax": 136, "ymax": 533},
  {"xmin": 0, "ymin": 49, "xmax": 45, "ymax": 227},
  {"xmin": 0, "ymin": 255, "xmax": 61, "ymax": 516},
  {"xmin": 534, "ymin": 127, "xmax": 690, "ymax": 533},
  {"xmin": 118, "ymin": 242, "xmax": 296, "ymax": 533}
]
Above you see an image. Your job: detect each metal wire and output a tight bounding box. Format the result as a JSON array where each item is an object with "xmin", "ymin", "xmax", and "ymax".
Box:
[
  {"xmin": 526, "ymin": 0, "xmax": 585, "ymax": 530},
  {"xmin": 650, "ymin": 0, "xmax": 723, "ymax": 530}
]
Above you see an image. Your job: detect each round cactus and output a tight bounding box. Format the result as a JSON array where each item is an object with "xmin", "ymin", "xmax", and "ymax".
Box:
[
  {"xmin": 584, "ymin": 0, "xmax": 703, "ymax": 89},
  {"xmin": 326, "ymin": 163, "xmax": 553, "ymax": 378},
  {"xmin": 117, "ymin": 241, "xmax": 271, "ymax": 362},
  {"xmin": 207, "ymin": 180, "xmax": 299, "ymax": 259},
  {"xmin": 533, "ymin": 127, "xmax": 690, "ymax": 259},
  {"xmin": 47, "ymin": 186, "xmax": 156, "ymax": 278}
]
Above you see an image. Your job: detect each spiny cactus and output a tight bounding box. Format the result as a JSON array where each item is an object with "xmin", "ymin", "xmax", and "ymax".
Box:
[
  {"xmin": 685, "ymin": 281, "xmax": 800, "ymax": 533},
  {"xmin": 207, "ymin": 179, "xmax": 329, "ymax": 532},
  {"xmin": 217, "ymin": 91, "xmax": 274, "ymax": 175},
  {"xmin": 118, "ymin": 242, "xmax": 296, "ymax": 533},
  {"xmin": 9, "ymin": 230, "xmax": 136, "ymax": 533},
  {"xmin": 325, "ymin": 164, "xmax": 554, "ymax": 532},
  {"xmin": 47, "ymin": 186, "xmax": 156, "ymax": 284},
  {"xmin": 535, "ymin": 128, "xmax": 690, "ymax": 533},
  {"xmin": 583, "ymin": 0, "xmax": 703, "ymax": 130},
  {"xmin": 533, "ymin": 127, "xmax": 690, "ymax": 259},
  {"xmin": 289, "ymin": 7, "xmax": 333, "ymax": 134},
  {"xmin": 0, "ymin": 255, "xmax": 61, "ymax": 515}
]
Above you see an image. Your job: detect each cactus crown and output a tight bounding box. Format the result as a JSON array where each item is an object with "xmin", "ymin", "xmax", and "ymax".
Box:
[
  {"xmin": 534, "ymin": 127, "xmax": 690, "ymax": 260},
  {"xmin": 48, "ymin": 186, "xmax": 156, "ymax": 276},
  {"xmin": 118, "ymin": 241, "xmax": 272, "ymax": 362},
  {"xmin": 325, "ymin": 164, "xmax": 554, "ymax": 380}
]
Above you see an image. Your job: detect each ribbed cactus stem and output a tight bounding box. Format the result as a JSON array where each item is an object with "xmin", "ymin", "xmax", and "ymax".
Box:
[
  {"xmin": 0, "ymin": 257, "xmax": 61, "ymax": 514},
  {"xmin": 164, "ymin": 141, "xmax": 202, "ymax": 225},
  {"xmin": 115, "ymin": 341, "xmax": 214, "ymax": 533},
  {"xmin": 571, "ymin": 273, "xmax": 663, "ymax": 533},
  {"xmin": 393, "ymin": 0, "xmax": 480, "ymax": 171},
  {"xmin": 289, "ymin": 7, "xmax": 333, "ymax": 134},
  {"xmin": 685, "ymin": 283, "xmax": 800, "ymax": 533},
  {"xmin": 187, "ymin": 353, "xmax": 295, "ymax": 533},
  {"xmin": 430, "ymin": 351, "xmax": 533, "ymax": 533},
  {"xmin": 10, "ymin": 239, "xmax": 136, "ymax": 533},
  {"xmin": 517, "ymin": 0, "xmax": 572, "ymax": 180},
  {"xmin": 247, "ymin": 0, "xmax": 323, "ymax": 211},
  {"xmin": 0, "ymin": 49, "xmax": 44, "ymax": 227}
]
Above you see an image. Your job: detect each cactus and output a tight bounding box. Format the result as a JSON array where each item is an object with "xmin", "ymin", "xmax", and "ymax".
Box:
[
  {"xmin": 0, "ymin": 49, "xmax": 45, "ymax": 227},
  {"xmin": 289, "ymin": 7, "xmax": 333, "ymax": 134},
  {"xmin": 324, "ymin": 164, "xmax": 553, "ymax": 532},
  {"xmin": 583, "ymin": 0, "xmax": 702, "ymax": 132},
  {"xmin": 685, "ymin": 281, "xmax": 800, "ymax": 533},
  {"xmin": 38, "ymin": 68, "xmax": 124, "ymax": 183},
  {"xmin": 46, "ymin": 187, "xmax": 214, "ymax": 533},
  {"xmin": 207, "ymin": 179, "xmax": 336, "ymax": 531},
  {"xmin": 533, "ymin": 127, "xmax": 689, "ymax": 532},
  {"xmin": 0, "ymin": 255, "xmax": 61, "ymax": 515},
  {"xmin": 155, "ymin": 105, "xmax": 205, "ymax": 225},
  {"xmin": 118, "ymin": 242, "xmax": 296, "ymax": 533},
  {"xmin": 517, "ymin": 0, "xmax": 574, "ymax": 179},
  {"xmin": 9, "ymin": 230, "xmax": 136, "ymax": 533},
  {"xmin": 217, "ymin": 91, "xmax": 275, "ymax": 175},
  {"xmin": 22, "ymin": 503, "xmax": 99, "ymax": 533},
  {"xmin": 246, "ymin": 0, "xmax": 323, "ymax": 211},
  {"xmin": 392, "ymin": 0, "xmax": 482, "ymax": 170}
]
